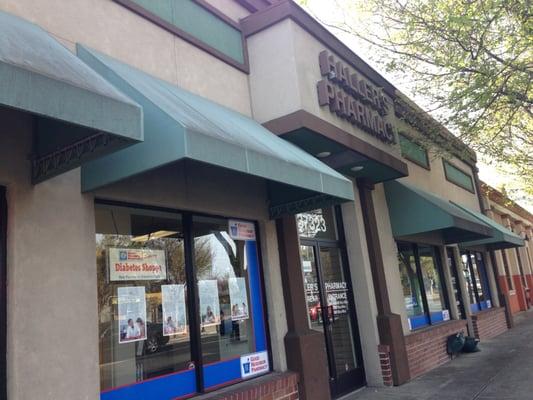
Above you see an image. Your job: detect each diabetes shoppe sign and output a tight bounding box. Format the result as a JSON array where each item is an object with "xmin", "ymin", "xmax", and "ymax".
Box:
[{"xmin": 108, "ymin": 248, "xmax": 167, "ymax": 281}]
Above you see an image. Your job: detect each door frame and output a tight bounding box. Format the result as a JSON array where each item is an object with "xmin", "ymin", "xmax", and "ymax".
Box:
[
  {"xmin": 1, "ymin": 186, "xmax": 7, "ymax": 400},
  {"xmin": 300, "ymin": 206, "xmax": 366, "ymax": 397}
]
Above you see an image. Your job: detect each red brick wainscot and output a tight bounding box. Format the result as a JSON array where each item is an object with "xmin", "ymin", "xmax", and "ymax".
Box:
[
  {"xmin": 471, "ymin": 307, "xmax": 508, "ymax": 340},
  {"xmin": 196, "ymin": 372, "xmax": 299, "ymax": 400},
  {"xmin": 404, "ymin": 320, "xmax": 467, "ymax": 379}
]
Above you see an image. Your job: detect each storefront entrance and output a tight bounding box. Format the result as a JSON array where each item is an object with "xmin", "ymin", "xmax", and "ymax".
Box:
[
  {"xmin": 0, "ymin": 186, "xmax": 6, "ymax": 400},
  {"xmin": 298, "ymin": 208, "xmax": 365, "ymax": 398}
]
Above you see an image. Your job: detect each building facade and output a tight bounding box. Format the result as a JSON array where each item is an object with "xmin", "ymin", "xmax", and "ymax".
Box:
[
  {"xmin": 0, "ymin": 1, "xmax": 528, "ymax": 400},
  {"xmin": 480, "ymin": 183, "xmax": 533, "ymax": 319}
]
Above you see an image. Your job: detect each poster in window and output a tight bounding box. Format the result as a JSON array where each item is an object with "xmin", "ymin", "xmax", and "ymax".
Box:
[
  {"xmin": 108, "ymin": 247, "xmax": 167, "ymax": 281},
  {"xmin": 162, "ymin": 284, "xmax": 187, "ymax": 336},
  {"xmin": 198, "ymin": 280, "xmax": 221, "ymax": 327},
  {"xmin": 117, "ymin": 286, "xmax": 147, "ymax": 344},
  {"xmin": 229, "ymin": 277, "xmax": 249, "ymax": 321}
]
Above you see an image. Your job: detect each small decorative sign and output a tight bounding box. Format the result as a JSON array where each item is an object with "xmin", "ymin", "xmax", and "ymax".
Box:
[
  {"xmin": 486, "ymin": 300, "xmax": 492, "ymax": 309},
  {"xmin": 109, "ymin": 248, "xmax": 167, "ymax": 281},
  {"xmin": 442, "ymin": 309, "xmax": 450, "ymax": 321},
  {"xmin": 241, "ymin": 351, "xmax": 269, "ymax": 379},
  {"xmin": 228, "ymin": 219, "xmax": 256, "ymax": 241}
]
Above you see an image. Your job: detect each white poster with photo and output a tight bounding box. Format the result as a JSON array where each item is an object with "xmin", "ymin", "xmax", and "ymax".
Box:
[
  {"xmin": 109, "ymin": 248, "xmax": 167, "ymax": 281},
  {"xmin": 162, "ymin": 284, "xmax": 187, "ymax": 336},
  {"xmin": 117, "ymin": 286, "xmax": 147, "ymax": 344},
  {"xmin": 229, "ymin": 277, "xmax": 249, "ymax": 321},
  {"xmin": 198, "ymin": 279, "xmax": 221, "ymax": 327}
]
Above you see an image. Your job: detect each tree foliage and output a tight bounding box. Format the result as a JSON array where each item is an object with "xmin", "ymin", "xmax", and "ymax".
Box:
[{"xmin": 300, "ymin": 0, "xmax": 532, "ymax": 197}]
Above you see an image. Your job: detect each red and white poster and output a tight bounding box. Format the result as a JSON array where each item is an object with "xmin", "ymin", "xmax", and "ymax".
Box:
[
  {"xmin": 228, "ymin": 220, "xmax": 256, "ymax": 241},
  {"xmin": 108, "ymin": 248, "xmax": 167, "ymax": 281}
]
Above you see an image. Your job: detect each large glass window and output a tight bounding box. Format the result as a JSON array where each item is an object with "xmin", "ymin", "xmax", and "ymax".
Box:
[
  {"xmin": 397, "ymin": 242, "xmax": 450, "ymax": 330},
  {"xmin": 192, "ymin": 216, "xmax": 254, "ymax": 365},
  {"xmin": 96, "ymin": 203, "xmax": 269, "ymax": 398},
  {"xmin": 461, "ymin": 250, "xmax": 493, "ymax": 312}
]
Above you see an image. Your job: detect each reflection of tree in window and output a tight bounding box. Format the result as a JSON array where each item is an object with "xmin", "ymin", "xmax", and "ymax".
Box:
[{"xmin": 397, "ymin": 249, "xmax": 423, "ymax": 317}]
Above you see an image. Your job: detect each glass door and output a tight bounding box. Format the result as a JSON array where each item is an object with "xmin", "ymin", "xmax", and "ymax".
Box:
[{"xmin": 300, "ymin": 241, "xmax": 365, "ymax": 397}]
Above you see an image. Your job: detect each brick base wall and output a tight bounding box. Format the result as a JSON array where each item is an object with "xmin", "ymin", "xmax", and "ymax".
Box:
[
  {"xmin": 471, "ymin": 307, "xmax": 508, "ymax": 340},
  {"xmin": 198, "ymin": 372, "xmax": 299, "ymax": 400},
  {"xmin": 404, "ymin": 320, "xmax": 467, "ymax": 379},
  {"xmin": 377, "ymin": 344, "xmax": 393, "ymax": 386}
]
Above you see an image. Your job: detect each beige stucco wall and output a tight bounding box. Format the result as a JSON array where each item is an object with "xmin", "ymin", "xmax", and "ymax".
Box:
[
  {"xmin": 0, "ymin": 108, "xmax": 100, "ymax": 400},
  {"xmin": 247, "ymin": 19, "xmax": 403, "ymax": 159},
  {"xmin": 341, "ymin": 184, "xmax": 383, "ymax": 386},
  {"xmin": 0, "ymin": 0, "xmax": 252, "ymax": 116}
]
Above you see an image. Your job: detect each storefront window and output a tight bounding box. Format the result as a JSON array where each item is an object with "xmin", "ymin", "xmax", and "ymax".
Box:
[
  {"xmin": 95, "ymin": 203, "xmax": 269, "ymax": 398},
  {"xmin": 397, "ymin": 244, "xmax": 424, "ymax": 320},
  {"xmin": 397, "ymin": 242, "xmax": 449, "ymax": 330},
  {"xmin": 192, "ymin": 216, "xmax": 254, "ymax": 364},
  {"xmin": 461, "ymin": 251, "xmax": 492, "ymax": 313},
  {"xmin": 95, "ymin": 205, "xmax": 190, "ymax": 391}
]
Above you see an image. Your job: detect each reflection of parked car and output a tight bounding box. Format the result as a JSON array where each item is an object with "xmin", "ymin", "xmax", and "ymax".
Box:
[
  {"xmin": 100, "ymin": 322, "xmax": 169, "ymax": 360},
  {"xmin": 308, "ymin": 303, "xmax": 334, "ymax": 323}
]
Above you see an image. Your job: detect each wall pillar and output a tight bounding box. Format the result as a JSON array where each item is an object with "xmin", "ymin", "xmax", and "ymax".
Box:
[
  {"xmin": 0, "ymin": 186, "xmax": 6, "ymax": 400},
  {"xmin": 357, "ymin": 180, "xmax": 409, "ymax": 385},
  {"xmin": 276, "ymin": 216, "xmax": 331, "ymax": 400},
  {"xmin": 489, "ymin": 251, "xmax": 514, "ymax": 328}
]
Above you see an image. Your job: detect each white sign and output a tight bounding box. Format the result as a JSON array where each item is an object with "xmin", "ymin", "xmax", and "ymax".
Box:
[
  {"xmin": 198, "ymin": 280, "xmax": 221, "ymax": 327},
  {"xmin": 240, "ymin": 351, "xmax": 269, "ymax": 379},
  {"xmin": 229, "ymin": 277, "xmax": 249, "ymax": 321},
  {"xmin": 162, "ymin": 284, "xmax": 187, "ymax": 336},
  {"xmin": 228, "ymin": 220, "xmax": 256, "ymax": 241},
  {"xmin": 117, "ymin": 286, "xmax": 147, "ymax": 344},
  {"xmin": 486, "ymin": 300, "xmax": 492, "ymax": 309},
  {"xmin": 109, "ymin": 248, "xmax": 167, "ymax": 281},
  {"xmin": 442, "ymin": 309, "xmax": 450, "ymax": 321}
]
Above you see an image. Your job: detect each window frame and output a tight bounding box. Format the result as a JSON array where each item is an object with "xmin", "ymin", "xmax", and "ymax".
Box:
[
  {"xmin": 397, "ymin": 242, "xmax": 450, "ymax": 330},
  {"xmin": 442, "ymin": 160, "xmax": 476, "ymax": 193},
  {"xmin": 95, "ymin": 199, "xmax": 272, "ymax": 397},
  {"xmin": 113, "ymin": 0, "xmax": 250, "ymax": 73},
  {"xmin": 398, "ymin": 132, "xmax": 431, "ymax": 170},
  {"xmin": 501, "ymin": 249, "xmax": 514, "ymax": 290},
  {"xmin": 461, "ymin": 250, "xmax": 493, "ymax": 313},
  {"xmin": 0, "ymin": 186, "xmax": 6, "ymax": 400}
]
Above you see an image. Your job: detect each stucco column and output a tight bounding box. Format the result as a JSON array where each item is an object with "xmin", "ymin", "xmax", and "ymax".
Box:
[
  {"xmin": 258, "ymin": 220, "xmax": 288, "ymax": 372},
  {"xmin": 489, "ymin": 250, "xmax": 514, "ymax": 328},
  {"xmin": 357, "ymin": 180, "xmax": 409, "ymax": 385},
  {"xmin": 276, "ymin": 215, "xmax": 331, "ymax": 400}
]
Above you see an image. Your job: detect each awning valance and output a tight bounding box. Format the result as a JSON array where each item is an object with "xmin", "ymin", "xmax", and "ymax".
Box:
[
  {"xmin": 0, "ymin": 11, "xmax": 143, "ymax": 183},
  {"xmin": 452, "ymin": 202, "xmax": 525, "ymax": 250},
  {"xmin": 384, "ymin": 181, "xmax": 492, "ymax": 244},
  {"xmin": 77, "ymin": 46, "xmax": 354, "ymax": 218}
]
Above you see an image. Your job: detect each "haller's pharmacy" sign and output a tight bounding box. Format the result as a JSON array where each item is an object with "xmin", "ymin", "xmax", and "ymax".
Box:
[{"xmin": 317, "ymin": 50, "xmax": 396, "ymax": 144}]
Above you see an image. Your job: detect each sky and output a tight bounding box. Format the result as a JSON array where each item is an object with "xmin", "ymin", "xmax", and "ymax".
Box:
[{"xmin": 298, "ymin": 0, "xmax": 532, "ymax": 213}]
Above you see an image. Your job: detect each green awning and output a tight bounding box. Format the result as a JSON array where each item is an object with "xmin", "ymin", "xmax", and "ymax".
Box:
[
  {"xmin": 0, "ymin": 10, "xmax": 143, "ymax": 183},
  {"xmin": 77, "ymin": 45, "xmax": 354, "ymax": 218},
  {"xmin": 452, "ymin": 202, "xmax": 525, "ymax": 249},
  {"xmin": 384, "ymin": 181, "xmax": 492, "ymax": 244}
]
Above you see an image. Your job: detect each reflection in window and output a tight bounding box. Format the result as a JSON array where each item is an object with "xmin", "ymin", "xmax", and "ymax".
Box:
[
  {"xmin": 193, "ymin": 216, "xmax": 254, "ymax": 365},
  {"xmin": 398, "ymin": 242, "xmax": 449, "ymax": 329},
  {"xmin": 419, "ymin": 246, "xmax": 446, "ymax": 313},
  {"xmin": 398, "ymin": 244, "xmax": 424, "ymax": 318},
  {"xmin": 461, "ymin": 251, "xmax": 492, "ymax": 312},
  {"xmin": 95, "ymin": 204, "xmax": 190, "ymax": 391},
  {"xmin": 297, "ymin": 208, "xmax": 338, "ymax": 240}
]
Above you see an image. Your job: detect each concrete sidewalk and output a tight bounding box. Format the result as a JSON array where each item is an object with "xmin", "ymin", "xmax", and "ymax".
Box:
[{"xmin": 345, "ymin": 312, "xmax": 533, "ymax": 400}]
